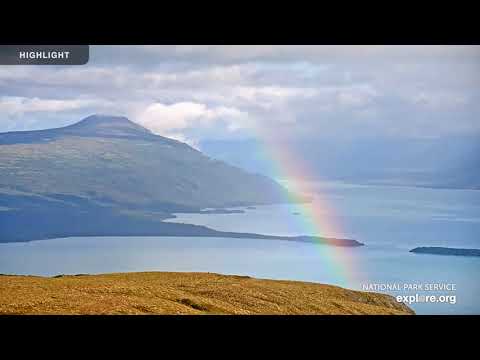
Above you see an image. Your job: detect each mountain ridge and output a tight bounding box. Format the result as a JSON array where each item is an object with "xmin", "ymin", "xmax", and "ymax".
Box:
[
  {"xmin": 0, "ymin": 114, "xmax": 190, "ymax": 148},
  {"xmin": 200, "ymin": 137, "xmax": 480, "ymax": 190},
  {"xmin": 0, "ymin": 114, "xmax": 286, "ymax": 207},
  {"xmin": 0, "ymin": 115, "xmax": 299, "ymax": 243}
]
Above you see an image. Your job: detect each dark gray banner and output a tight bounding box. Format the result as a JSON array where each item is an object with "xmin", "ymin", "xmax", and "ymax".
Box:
[{"xmin": 0, "ymin": 45, "xmax": 89, "ymax": 65}]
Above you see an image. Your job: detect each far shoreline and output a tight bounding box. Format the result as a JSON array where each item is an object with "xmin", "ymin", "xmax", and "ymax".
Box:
[{"xmin": 0, "ymin": 230, "xmax": 364, "ymax": 247}]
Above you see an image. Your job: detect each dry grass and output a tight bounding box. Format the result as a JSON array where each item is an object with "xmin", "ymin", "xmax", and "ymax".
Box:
[{"xmin": 0, "ymin": 272, "xmax": 414, "ymax": 315}]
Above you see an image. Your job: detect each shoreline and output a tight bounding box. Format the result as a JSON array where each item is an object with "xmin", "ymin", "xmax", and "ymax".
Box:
[{"xmin": 0, "ymin": 227, "xmax": 364, "ymax": 247}]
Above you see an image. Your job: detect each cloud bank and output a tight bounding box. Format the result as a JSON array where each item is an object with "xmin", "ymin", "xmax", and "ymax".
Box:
[{"xmin": 0, "ymin": 45, "xmax": 479, "ymax": 144}]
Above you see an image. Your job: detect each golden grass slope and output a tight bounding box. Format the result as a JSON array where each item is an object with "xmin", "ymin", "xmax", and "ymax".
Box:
[{"xmin": 0, "ymin": 272, "xmax": 414, "ymax": 315}]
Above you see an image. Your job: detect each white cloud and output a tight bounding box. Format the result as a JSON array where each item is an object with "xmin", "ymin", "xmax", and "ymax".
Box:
[
  {"xmin": 336, "ymin": 84, "xmax": 378, "ymax": 108},
  {"xmin": 134, "ymin": 45, "xmax": 480, "ymax": 65},
  {"xmin": 133, "ymin": 102, "xmax": 251, "ymax": 141},
  {"xmin": 410, "ymin": 91, "xmax": 468, "ymax": 109},
  {"xmin": 0, "ymin": 45, "xmax": 479, "ymax": 140},
  {"xmin": 233, "ymin": 86, "xmax": 317, "ymax": 102},
  {"xmin": 0, "ymin": 96, "xmax": 104, "ymax": 116}
]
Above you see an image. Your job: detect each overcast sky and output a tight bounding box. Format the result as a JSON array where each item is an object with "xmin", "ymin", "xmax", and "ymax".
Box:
[{"xmin": 1, "ymin": 45, "xmax": 479, "ymax": 146}]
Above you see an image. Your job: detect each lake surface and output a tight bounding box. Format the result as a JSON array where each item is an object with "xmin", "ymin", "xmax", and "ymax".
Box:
[{"xmin": 1, "ymin": 182, "xmax": 479, "ymax": 314}]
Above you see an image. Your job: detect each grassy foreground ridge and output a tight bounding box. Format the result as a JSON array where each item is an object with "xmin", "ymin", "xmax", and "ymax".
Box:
[{"xmin": 0, "ymin": 272, "xmax": 414, "ymax": 315}]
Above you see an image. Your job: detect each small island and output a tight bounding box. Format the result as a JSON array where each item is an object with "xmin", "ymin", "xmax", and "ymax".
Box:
[
  {"xmin": 410, "ymin": 247, "xmax": 480, "ymax": 257},
  {"xmin": 197, "ymin": 209, "xmax": 245, "ymax": 214}
]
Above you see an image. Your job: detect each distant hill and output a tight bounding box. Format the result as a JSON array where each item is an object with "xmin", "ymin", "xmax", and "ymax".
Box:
[
  {"xmin": 0, "ymin": 115, "xmax": 287, "ymax": 242},
  {"xmin": 200, "ymin": 136, "xmax": 480, "ymax": 190}
]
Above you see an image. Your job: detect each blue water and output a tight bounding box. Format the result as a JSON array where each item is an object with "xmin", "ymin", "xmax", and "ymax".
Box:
[{"xmin": 1, "ymin": 182, "xmax": 479, "ymax": 314}]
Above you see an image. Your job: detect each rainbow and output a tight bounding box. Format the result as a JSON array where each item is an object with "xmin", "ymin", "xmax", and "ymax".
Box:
[{"xmin": 254, "ymin": 129, "xmax": 361, "ymax": 288}]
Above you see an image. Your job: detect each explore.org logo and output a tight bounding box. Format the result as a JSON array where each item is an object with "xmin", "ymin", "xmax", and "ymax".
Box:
[
  {"xmin": 362, "ymin": 282, "xmax": 457, "ymax": 305},
  {"xmin": 396, "ymin": 293, "xmax": 457, "ymax": 305}
]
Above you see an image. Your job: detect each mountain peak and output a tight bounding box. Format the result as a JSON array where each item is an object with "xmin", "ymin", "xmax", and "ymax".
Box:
[{"xmin": 64, "ymin": 114, "xmax": 152, "ymax": 137}]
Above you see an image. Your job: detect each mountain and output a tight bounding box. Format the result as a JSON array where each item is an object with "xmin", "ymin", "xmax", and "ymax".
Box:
[
  {"xmin": 0, "ymin": 115, "xmax": 288, "ymax": 242},
  {"xmin": 200, "ymin": 136, "xmax": 480, "ymax": 189},
  {"xmin": 0, "ymin": 115, "xmax": 285, "ymax": 208}
]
